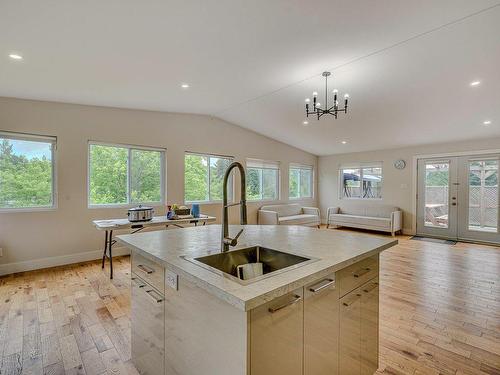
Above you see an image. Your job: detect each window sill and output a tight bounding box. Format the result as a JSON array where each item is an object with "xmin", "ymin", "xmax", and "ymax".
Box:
[
  {"xmin": 88, "ymin": 202, "xmax": 164, "ymax": 209},
  {"xmin": 0, "ymin": 206, "xmax": 57, "ymax": 213},
  {"xmin": 247, "ymin": 199, "xmax": 280, "ymax": 204},
  {"xmin": 340, "ymin": 197, "xmax": 383, "ymax": 200}
]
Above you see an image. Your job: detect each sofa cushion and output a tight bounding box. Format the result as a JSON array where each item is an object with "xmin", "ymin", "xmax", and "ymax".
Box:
[
  {"xmin": 330, "ymin": 214, "xmax": 391, "ymax": 229},
  {"xmin": 339, "ymin": 204, "xmax": 399, "ymax": 219},
  {"xmin": 260, "ymin": 204, "xmax": 302, "ymax": 217},
  {"xmin": 279, "ymin": 214, "xmax": 319, "ymax": 225}
]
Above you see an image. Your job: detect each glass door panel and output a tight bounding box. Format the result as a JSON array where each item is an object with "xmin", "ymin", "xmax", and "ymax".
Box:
[
  {"xmin": 458, "ymin": 155, "xmax": 499, "ymax": 244},
  {"xmin": 424, "ymin": 162, "xmax": 450, "ymax": 228},
  {"xmin": 468, "ymin": 160, "xmax": 498, "ymax": 232},
  {"xmin": 417, "ymin": 158, "xmax": 458, "ymax": 239}
]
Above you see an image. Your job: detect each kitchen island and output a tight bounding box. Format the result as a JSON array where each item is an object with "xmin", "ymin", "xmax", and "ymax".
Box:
[{"xmin": 117, "ymin": 225, "xmax": 397, "ymax": 375}]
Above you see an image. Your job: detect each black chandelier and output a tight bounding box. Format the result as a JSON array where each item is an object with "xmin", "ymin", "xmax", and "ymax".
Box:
[{"xmin": 304, "ymin": 71, "xmax": 349, "ymax": 120}]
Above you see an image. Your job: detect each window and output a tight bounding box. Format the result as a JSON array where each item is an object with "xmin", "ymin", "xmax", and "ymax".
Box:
[
  {"xmin": 246, "ymin": 159, "xmax": 280, "ymax": 201},
  {"xmin": 0, "ymin": 132, "xmax": 56, "ymax": 210},
  {"xmin": 88, "ymin": 142, "xmax": 165, "ymax": 207},
  {"xmin": 184, "ymin": 153, "xmax": 233, "ymax": 203},
  {"xmin": 289, "ymin": 164, "xmax": 313, "ymax": 199},
  {"xmin": 340, "ymin": 164, "xmax": 382, "ymax": 199}
]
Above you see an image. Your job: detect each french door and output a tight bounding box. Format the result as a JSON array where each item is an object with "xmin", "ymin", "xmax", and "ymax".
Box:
[{"xmin": 417, "ymin": 154, "xmax": 499, "ymax": 244}]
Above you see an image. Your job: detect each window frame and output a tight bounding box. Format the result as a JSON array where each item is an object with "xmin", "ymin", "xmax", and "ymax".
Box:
[
  {"xmin": 184, "ymin": 152, "xmax": 234, "ymax": 204},
  {"xmin": 245, "ymin": 159, "xmax": 281, "ymax": 202},
  {"xmin": 289, "ymin": 163, "xmax": 314, "ymax": 200},
  {"xmin": 87, "ymin": 141, "xmax": 166, "ymax": 208},
  {"xmin": 0, "ymin": 131, "xmax": 58, "ymax": 213},
  {"xmin": 339, "ymin": 164, "xmax": 383, "ymax": 200}
]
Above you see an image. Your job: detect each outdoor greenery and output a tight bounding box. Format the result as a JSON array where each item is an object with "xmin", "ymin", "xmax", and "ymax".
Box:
[
  {"xmin": 289, "ymin": 167, "xmax": 312, "ymax": 199},
  {"xmin": 89, "ymin": 144, "xmax": 162, "ymax": 205},
  {"xmin": 0, "ymin": 139, "xmax": 53, "ymax": 208},
  {"xmin": 184, "ymin": 154, "xmax": 232, "ymax": 202},
  {"xmin": 247, "ymin": 167, "xmax": 278, "ymax": 200}
]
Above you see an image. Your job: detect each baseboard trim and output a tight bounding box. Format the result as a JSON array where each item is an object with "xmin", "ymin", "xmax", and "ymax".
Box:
[{"xmin": 0, "ymin": 246, "xmax": 130, "ymax": 276}]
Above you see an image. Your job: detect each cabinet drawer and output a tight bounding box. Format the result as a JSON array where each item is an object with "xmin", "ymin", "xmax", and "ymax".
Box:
[
  {"xmin": 337, "ymin": 255, "xmax": 378, "ymax": 297},
  {"xmin": 132, "ymin": 252, "xmax": 165, "ymax": 293},
  {"xmin": 250, "ymin": 288, "xmax": 304, "ymax": 375}
]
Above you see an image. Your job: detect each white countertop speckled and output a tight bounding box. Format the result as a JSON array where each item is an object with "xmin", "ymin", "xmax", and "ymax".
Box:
[{"xmin": 117, "ymin": 225, "xmax": 397, "ymax": 311}]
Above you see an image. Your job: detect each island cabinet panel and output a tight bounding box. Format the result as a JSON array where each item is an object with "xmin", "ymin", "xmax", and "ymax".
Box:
[
  {"xmin": 339, "ymin": 286, "xmax": 362, "ymax": 375},
  {"xmin": 164, "ymin": 275, "xmax": 248, "ymax": 375},
  {"xmin": 360, "ymin": 278, "xmax": 379, "ymax": 375},
  {"xmin": 337, "ymin": 255, "xmax": 379, "ymax": 298},
  {"xmin": 304, "ymin": 273, "xmax": 339, "ymax": 375},
  {"xmin": 339, "ymin": 279, "xmax": 379, "ymax": 375},
  {"xmin": 250, "ymin": 288, "xmax": 304, "ymax": 375},
  {"xmin": 131, "ymin": 275, "xmax": 165, "ymax": 375}
]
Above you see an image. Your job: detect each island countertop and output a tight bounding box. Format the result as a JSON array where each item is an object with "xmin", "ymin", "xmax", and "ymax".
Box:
[{"xmin": 117, "ymin": 225, "xmax": 397, "ymax": 311}]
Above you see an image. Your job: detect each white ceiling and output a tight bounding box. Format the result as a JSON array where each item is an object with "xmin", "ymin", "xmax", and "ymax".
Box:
[{"xmin": 1, "ymin": 1, "xmax": 499, "ymax": 155}]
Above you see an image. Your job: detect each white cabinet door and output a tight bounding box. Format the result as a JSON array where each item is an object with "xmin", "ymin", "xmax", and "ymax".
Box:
[
  {"xmin": 250, "ymin": 288, "xmax": 304, "ymax": 375},
  {"xmin": 339, "ymin": 287, "xmax": 362, "ymax": 375},
  {"xmin": 131, "ymin": 275, "xmax": 165, "ymax": 375},
  {"xmin": 361, "ymin": 279, "xmax": 379, "ymax": 375},
  {"xmin": 304, "ymin": 274, "xmax": 339, "ymax": 375}
]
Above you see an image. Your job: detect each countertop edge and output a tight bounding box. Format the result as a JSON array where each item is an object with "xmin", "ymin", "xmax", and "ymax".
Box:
[{"xmin": 117, "ymin": 236, "xmax": 397, "ymax": 312}]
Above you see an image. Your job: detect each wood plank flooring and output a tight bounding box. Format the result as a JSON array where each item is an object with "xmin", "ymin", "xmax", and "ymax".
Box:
[
  {"xmin": 375, "ymin": 238, "xmax": 500, "ymax": 375},
  {"xmin": 0, "ymin": 235, "xmax": 499, "ymax": 375}
]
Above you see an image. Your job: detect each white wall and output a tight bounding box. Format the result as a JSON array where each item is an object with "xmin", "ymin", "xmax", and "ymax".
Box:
[
  {"xmin": 0, "ymin": 97, "xmax": 317, "ymax": 272},
  {"xmin": 318, "ymin": 137, "xmax": 500, "ymax": 233}
]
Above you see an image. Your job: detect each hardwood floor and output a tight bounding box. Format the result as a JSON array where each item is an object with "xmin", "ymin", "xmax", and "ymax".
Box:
[
  {"xmin": 376, "ymin": 238, "xmax": 500, "ymax": 375},
  {"xmin": 0, "ymin": 235, "xmax": 499, "ymax": 375}
]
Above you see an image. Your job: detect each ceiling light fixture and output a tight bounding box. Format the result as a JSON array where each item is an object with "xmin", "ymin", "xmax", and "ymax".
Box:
[
  {"xmin": 483, "ymin": 120, "xmax": 491, "ymax": 125},
  {"xmin": 304, "ymin": 72, "xmax": 350, "ymax": 120},
  {"xmin": 181, "ymin": 83, "xmax": 189, "ymax": 88},
  {"xmin": 341, "ymin": 141, "xmax": 347, "ymax": 144},
  {"xmin": 470, "ymin": 80, "xmax": 481, "ymax": 86},
  {"xmin": 9, "ymin": 53, "xmax": 23, "ymax": 60},
  {"xmin": 303, "ymin": 121, "xmax": 309, "ymax": 126}
]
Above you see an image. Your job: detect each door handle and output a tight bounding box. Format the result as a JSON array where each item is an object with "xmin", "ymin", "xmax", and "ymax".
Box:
[
  {"xmin": 145, "ymin": 289, "xmax": 164, "ymax": 303},
  {"xmin": 137, "ymin": 264, "xmax": 155, "ymax": 274},
  {"xmin": 363, "ymin": 282, "xmax": 379, "ymax": 293},
  {"xmin": 131, "ymin": 277, "xmax": 146, "ymax": 288},
  {"xmin": 342, "ymin": 293, "xmax": 361, "ymax": 307},
  {"xmin": 353, "ymin": 268, "xmax": 371, "ymax": 278},
  {"xmin": 309, "ymin": 278, "xmax": 335, "ymax": 293},
  {"xmin": 268, "ymin": 295, "xmax": 302, "ymax": 313}
]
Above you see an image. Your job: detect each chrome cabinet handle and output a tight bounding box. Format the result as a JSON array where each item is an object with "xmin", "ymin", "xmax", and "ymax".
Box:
[
  {"xmin": 363, "ymin": 282, "xmax": 379, "ymax": 293},
  {"xmin": 342, "ymin": 293, "xmax": 361, "ymax": 307},
  {"xmin": 268, "ymin": 295, "xmax": 302, "ymax": 313},
  {"xmin": 137, "ymin": 264, "xmax": 154, "ymax": 274},
  {"xmin": 131, "ymin": 277, "xmax": 146, "ymax": 288},
  {"xmin": 353, "ymin": 268, "xmax": 371, "ymax": 278},
  {"xmin": 146, "ymin": 289, "xmax": 164, "ymax": 303},
  {"xmin": 309, "ymin": 278, "xmax": 335, "ymax": 293}
]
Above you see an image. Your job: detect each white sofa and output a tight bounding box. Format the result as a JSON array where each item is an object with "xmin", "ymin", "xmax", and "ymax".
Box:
[
  {"xmin": 326, "ymin": 204, "xmax": 402, "ymax": 236},
  {"xmin": 258, "ymin": 204, "xmax": 321, "ymax": 227}
]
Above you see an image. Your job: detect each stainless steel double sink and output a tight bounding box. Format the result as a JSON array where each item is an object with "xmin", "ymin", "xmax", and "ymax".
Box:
[{"xmin": 183, "ymin": 246, "xmax": 317, "ymax": 285}]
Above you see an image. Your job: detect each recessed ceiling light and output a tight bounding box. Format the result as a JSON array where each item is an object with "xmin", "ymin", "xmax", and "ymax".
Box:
[
  {"xmin": 303, "ymin": 121, "xmax": 309, "ymax": 126},
  {"xmin": 483, "ymin": 120, "xmax": 491, "ymax": 125},
  {"xmin": 9, "ymin": 53, "xmax": 23, "ymax": 60},
  {"xmin": 470, "ymin": 80, "xmax": 481, "ymax": 86},
  {"xmin": 341, "ymin": 140, "xmax": 347, "ymax": 144},
  {"xmin": 181, "ymin": 83, "xmax": 189, "ymax": 88}
]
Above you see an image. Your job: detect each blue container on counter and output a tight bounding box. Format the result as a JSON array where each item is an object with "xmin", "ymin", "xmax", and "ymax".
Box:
[{"xmin": 191, "ymin": 204, "xmax": 200, "ymax": 218}]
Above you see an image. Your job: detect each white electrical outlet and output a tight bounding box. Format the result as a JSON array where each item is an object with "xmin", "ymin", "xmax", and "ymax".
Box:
[{"xmin": 166, "ymin": 270, "xmax": 178, "ymax": 290}]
